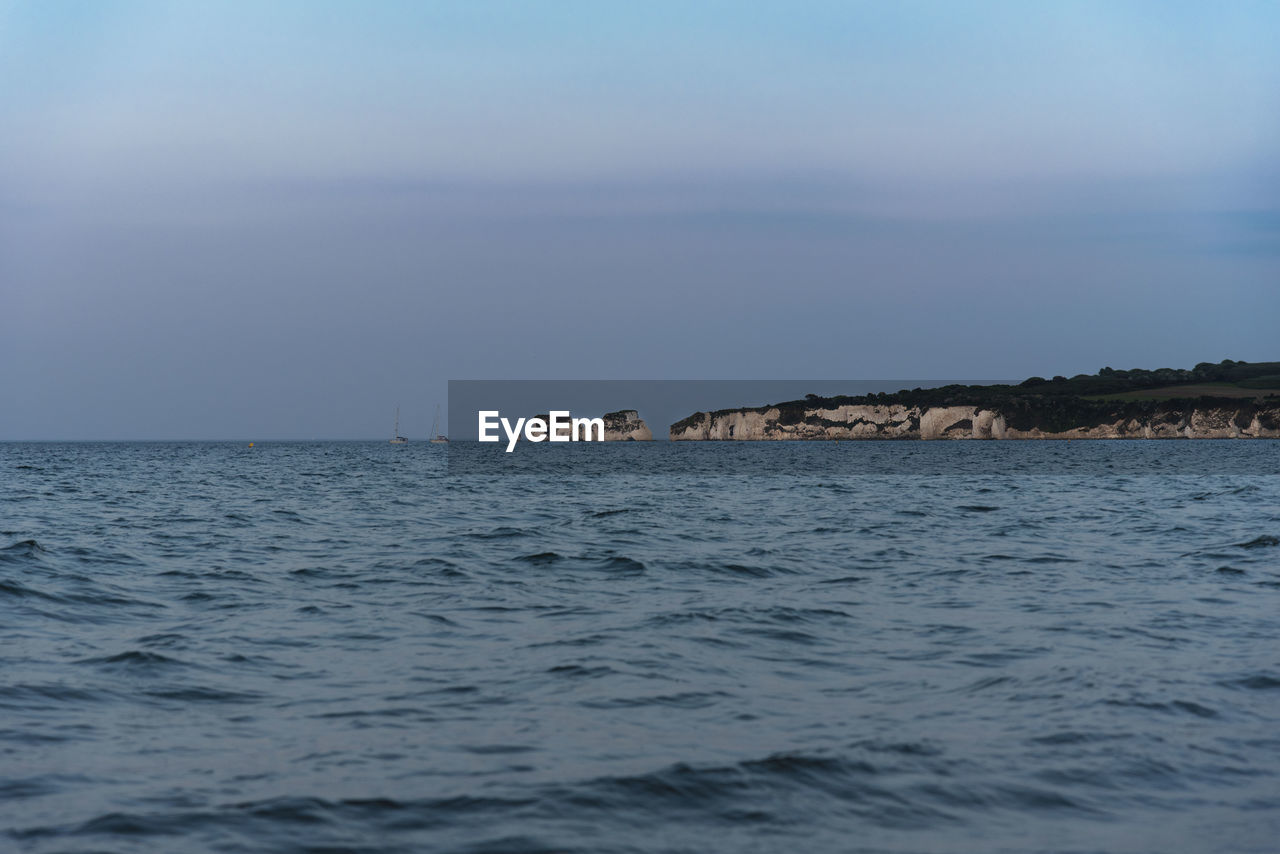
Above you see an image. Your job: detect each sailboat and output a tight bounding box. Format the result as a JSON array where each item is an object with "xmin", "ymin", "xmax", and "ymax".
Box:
[
  {"xmin": 429, "ymin": 404, "xmax": 449, "ymax": 444},
  {"xmin": 390, "ymin": 407, "xmax": 408, "ymax": 444}
]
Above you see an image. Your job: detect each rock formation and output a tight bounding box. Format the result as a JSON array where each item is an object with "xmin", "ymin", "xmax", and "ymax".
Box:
[
  {"xmin": 670, "ymin": 401, "xmax": 1280, "ymax": 440},
  {"xmin": 671, "ymin": 360, "xmax": 1280, "ymax": 440},
  {"xmin": 602, "ymin": 410, "xmax": 653, "ymax": 441},
  {"xmin": 531, "ymin": 411, "xmax": 653, "ymax": 441}
]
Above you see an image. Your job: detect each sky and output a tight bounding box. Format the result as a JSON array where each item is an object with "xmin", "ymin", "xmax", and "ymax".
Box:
[{"xmin": 2, "ymin": 1, "xmax": 1278, "ymax": 439}]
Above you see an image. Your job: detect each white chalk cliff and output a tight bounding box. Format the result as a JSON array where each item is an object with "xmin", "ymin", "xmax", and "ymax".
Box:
[{"xmin": 669, "ymin": 402, "xmax": 1280, "ymax": 440}]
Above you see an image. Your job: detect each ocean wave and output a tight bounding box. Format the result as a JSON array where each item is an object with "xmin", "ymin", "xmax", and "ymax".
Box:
[{"xmin": 4, "ymin": 442, "xmax": 1280, "ymax": 854}]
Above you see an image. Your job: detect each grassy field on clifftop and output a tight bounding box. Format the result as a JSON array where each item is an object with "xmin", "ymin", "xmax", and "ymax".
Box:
[{"xmin": 1086, "ymin": 380, "xmax": 1280, "ymax": 402}]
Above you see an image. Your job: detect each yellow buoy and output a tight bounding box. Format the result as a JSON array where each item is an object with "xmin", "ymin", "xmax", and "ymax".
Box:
[{"xmin": 249, "ymin": 442, "xmax": 254, "ymax": 447}]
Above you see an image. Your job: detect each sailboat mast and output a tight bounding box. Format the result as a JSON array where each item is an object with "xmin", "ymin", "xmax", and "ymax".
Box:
[{"xmin": 390, "ymin": 405, "xmax": 408, "ymax": 443}]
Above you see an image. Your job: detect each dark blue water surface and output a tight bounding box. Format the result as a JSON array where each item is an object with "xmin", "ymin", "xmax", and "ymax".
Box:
[{"xmin": 2, "ymin": 441, "xmax": 1279, "ymax": 853}]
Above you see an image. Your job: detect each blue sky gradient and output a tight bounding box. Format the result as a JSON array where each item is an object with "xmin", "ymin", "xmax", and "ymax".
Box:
[{"xmin": 2, "ymin": 1, "xmax": 1277, "ymax": 438}]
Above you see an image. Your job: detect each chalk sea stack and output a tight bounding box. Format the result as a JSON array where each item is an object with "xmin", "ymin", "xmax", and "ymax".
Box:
[
  {"xmin": 602, "ymin": 410, "xmax": 653, "ymax": 441},
  {"xmin": 530, "ymin": 410, "xmax": 653, "ymax": 441}
]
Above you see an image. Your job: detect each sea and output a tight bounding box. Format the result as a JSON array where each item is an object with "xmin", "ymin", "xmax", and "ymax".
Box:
[{"xmin": 2, "ymin": 440, "xmax": 1279, "ymax": 853}]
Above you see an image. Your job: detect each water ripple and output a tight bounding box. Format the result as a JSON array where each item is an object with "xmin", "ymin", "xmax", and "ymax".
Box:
[{"xmin": 1, "ymin": 442, "xmax": 1278, "ymax": 853}]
